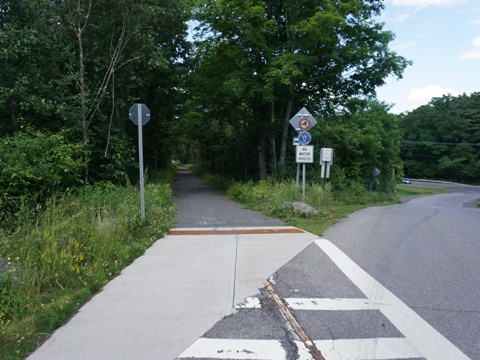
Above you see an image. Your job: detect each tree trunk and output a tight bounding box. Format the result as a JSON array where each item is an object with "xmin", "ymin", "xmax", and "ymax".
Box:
[
  {"xmin": 270, "ymin": 101, "xmax": 277, "ymax": 174},
  {"xmin": 278, "ymin": 21, "xmax": 297, "ymax": 168},
  {"xmin": 78, "ymin": 30, "xmax": 90, "ymax": 184},
  {"xmin": 258, "ymin": 130, "xmax": 268, "ymax": 180},
  {"xmin": 278, "ymin": 95, "xmax": 293, "ymax": 166},
  {"xmin": 11, "ymin": 105, "xmax": 18, "ymax": 131}
]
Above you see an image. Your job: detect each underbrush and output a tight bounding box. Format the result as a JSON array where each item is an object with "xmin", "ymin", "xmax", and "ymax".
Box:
[
  {"xmin": 224, "ymin": 178, "xmax": 397, "ymax": 235},
  {"xmin": 0, "ymin": 181, "xmax": 174, "ymax": 359}
]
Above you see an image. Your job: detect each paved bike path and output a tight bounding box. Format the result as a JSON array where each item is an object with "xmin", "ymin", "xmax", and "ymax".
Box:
[{"xmin": 27, "ymin": 168, "xmax": 315, "ymax": 360}]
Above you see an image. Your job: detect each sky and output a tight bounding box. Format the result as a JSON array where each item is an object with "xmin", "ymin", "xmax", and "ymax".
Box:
[{"xmin": 376, "ymin": 0, "xmax": 480, "ymax": 114}]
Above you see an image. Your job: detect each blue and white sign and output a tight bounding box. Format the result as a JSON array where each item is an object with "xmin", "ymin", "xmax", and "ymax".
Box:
[{"xmin": 298, "ymin": 131, "xmax": 312, "ymax": 145}]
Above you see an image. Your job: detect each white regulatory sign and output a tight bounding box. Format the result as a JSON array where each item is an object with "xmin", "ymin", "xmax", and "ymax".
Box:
[
  {"xmin": 321, "ymin": 148, "xmax": 333, "ymax": 163},
  {"xmin": 296, "ymin": 146, "xmax": 314, "ymax": 163}
]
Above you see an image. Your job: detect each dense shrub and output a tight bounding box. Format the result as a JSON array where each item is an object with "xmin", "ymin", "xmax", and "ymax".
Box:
[{"xmin": 0, "ymin": 131, "xmax": 82, "ymax": 225}]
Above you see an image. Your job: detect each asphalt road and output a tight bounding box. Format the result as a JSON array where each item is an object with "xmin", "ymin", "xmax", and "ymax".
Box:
[
  {"xmin": 408, "ymin": 179, "xmax": 480, "ymax": 195},
  {"xmin": 178, "ymin": 180, "xmax": 480, "ymax": 360},
  {"xmin": 324, "ymin": 182, "xmax": 480, "ymax": 358}
]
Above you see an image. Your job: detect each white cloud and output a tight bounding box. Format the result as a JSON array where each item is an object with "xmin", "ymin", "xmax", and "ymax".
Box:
[
  {"xmin": 390, "ymin": 11, "xmax": 415, "ymax": 22},
  {"xmin": 392, "ymin": 0, "xmax": 466, "ymax": 9},
  {"xmin": 458, "ymin": 36, "xmax": 480, "ymax": 60},
  {"xmin": 408, "ymin": 85, "xmax": 459, "ymax": 107},
  {"xmin": 395, "ymin": 41, "xmax": 416, "ymax": 50}
]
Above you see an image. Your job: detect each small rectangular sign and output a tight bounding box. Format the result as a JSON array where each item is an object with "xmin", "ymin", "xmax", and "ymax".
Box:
[
  {"xmin": 320, "ymin": 148, "xmax": 333, "ymax": 163},
  {"xmin": 296, "ymin": 146, "xmax": 314, "ymax": 163}
]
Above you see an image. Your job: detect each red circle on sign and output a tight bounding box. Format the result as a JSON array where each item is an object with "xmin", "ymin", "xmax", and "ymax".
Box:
[{"xmin": 299, "ymin": 117, "xmax": 311, "ymax": 130}]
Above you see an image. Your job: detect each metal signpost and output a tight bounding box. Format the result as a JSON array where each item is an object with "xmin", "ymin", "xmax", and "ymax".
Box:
[
  {"xmin": 129, "ymin": 103, "xmax": 151, "ymax": 224},
  {"xmin": 320, "ymin": 147, "xmax": 334, "ymax": 187},
  {"xmin": 289, "ymin": 107, "xmax": 317, "ymax": 201}
]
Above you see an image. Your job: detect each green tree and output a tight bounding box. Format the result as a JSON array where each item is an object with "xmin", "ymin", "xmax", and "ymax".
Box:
[
  {"xmin": 401, "ymin": 93, "xmax": 480, "ymax": 183},
  {"xmin": 315, "ymin": 99, "xmax": 402, "ymax": 191},
  {"xmin": 187, "ymin": 0, "xmax": 410, "ymax": 179},
  {"xmin": 1, "ymin": 0, "xmax": 190, "ymax": 185},
  {"xmin": 49, "ymin": 0, "xmax": 189, "ymax": 183},
  {"xmin": 0, "ymin": 0, "xmax": 65, "ymax": 134}
]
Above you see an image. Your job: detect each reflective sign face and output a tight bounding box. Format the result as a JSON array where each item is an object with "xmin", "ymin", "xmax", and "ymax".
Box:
[
  {"xmin": 299, "ymin": 117, "xmax": 312, "ymax": 130},
  {"xmin": 289, "ymin": 107, "xmax": 317, "ymax": 130},
  {"xmin": 296, "ymin": 146, "xmax": 314, "ymax": 163},
  {"xmin": 298, "ymin": 131, "xmax": 312, "ymax": 145}
]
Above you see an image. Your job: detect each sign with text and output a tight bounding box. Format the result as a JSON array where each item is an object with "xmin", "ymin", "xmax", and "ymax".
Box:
[
  {"xmin": 296, "ymin": 146, "xmax": 314, "ymax": 163},
  {"xmin": 320, "ymin": 148, "xmax": 333, "ymax": 163}
]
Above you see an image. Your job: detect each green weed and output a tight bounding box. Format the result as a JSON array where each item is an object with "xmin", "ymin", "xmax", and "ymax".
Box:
[
  {"xmin": 0, "ymin": 180, "xmax": 174, "ymax": 359},
  {"xmin": 222, "ymin": 176, "xmax": 398, "ymax": 236}
]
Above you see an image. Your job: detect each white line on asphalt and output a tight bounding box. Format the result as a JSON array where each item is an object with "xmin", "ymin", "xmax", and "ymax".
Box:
[
  {"xmin": 315, "ymin": 239, "xmax": 471, "ymax": 360},
  {"xmin": 295, "ymin": 337, "xmax": 422, "ymax": 360},
  {"xmin": 285, "ymin": 297, "xmax": 381, "ymax": 311},
  {"xmin": 177, "ymin": 338, "xmax": 286, "ymax": 359}
]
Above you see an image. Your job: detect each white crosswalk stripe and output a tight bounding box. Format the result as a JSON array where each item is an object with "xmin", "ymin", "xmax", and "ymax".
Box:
[
  {"xmin": 296, "ymin": 338, "xmax": 423, "ymax": 360},
  {"xmin": 285, "ymin": 297, "xmax": 380, "ymax": 311},
  {"xmin": 177, "ymin": 338, "xmax": 286, "ymax": 359},
  {"xmin": 177, "ymin": 240, "xmax": 471, "ymax": 360},
  {"xmin": 314, "ymin": 239, "xmax": 470, "ymax": 360}
]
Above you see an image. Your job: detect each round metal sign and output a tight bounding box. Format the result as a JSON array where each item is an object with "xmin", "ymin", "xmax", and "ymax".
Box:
[
  {"xmin": 299, "ymin": 117, "xmax": 312, "ymax": 131},
  {"xmin": 298, "ymin": 131, "xmax": 312, "ymax": 145}
]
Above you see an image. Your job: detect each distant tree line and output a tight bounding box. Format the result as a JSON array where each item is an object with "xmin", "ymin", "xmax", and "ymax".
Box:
[{"xmin": 400, "ymin": 93, "xmax": 480, "ymax": 184}]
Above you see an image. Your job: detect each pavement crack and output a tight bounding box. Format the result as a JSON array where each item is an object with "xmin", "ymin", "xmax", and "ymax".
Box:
[
  {"xmin": 263, "ymin": 279, "xmax": 326, "ymax": 360},
  {"xmin": 331, "ymin": 338, "xmax": 343, "ymax": 360},
  {"xmin": 260, "ymin": 289, "xmax": 300, "ymax": 359},
  {"xmin": 228, "ymin": 234, "xmax": 239, "ymax": 312}
]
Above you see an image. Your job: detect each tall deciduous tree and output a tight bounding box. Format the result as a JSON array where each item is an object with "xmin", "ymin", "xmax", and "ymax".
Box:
[
  {"xmin": 51, "ymin": 0, "xmax": 189, "ymax": 183},
  {"xmin": 188, "ymin": 0, "xmax": 410, "ymax": 179},
  {"xmin": 1, "ymin": 0, "xmax": 190, "ymax": 184}
]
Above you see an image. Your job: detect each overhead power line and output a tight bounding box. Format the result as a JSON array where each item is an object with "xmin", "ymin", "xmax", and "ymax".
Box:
[{"xmin": 402, "ymin": 140, "xmax": 480, "ymax": 147}]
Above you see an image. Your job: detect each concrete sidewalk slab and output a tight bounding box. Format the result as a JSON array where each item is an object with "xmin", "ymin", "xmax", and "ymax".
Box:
[{"xmin": 27, "ymin": 227, "xmax": 317, "ymax": 360}]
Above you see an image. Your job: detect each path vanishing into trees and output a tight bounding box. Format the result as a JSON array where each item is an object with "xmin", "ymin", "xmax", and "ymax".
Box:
[{"xmin": 173, "ymin": 167, "xmax": 284, "ymax": 228}]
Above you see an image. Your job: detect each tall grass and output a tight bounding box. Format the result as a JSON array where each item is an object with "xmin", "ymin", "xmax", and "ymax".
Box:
[
  {"xmin": 0, "ymin": 181, "xmax": 174, "ymax": 359},
  {"xmin": 225, "ymin": 178, "xmax": 397, "ymax": 235},
  {"xmin": 227, "ymin": 180, "xmax": 336, "ymax": 218}
]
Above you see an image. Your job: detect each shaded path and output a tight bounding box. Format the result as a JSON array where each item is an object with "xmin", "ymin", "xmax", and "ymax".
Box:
[{"xmin": 173, "ymin": 167, "xmax": 284, "ymax": 228}]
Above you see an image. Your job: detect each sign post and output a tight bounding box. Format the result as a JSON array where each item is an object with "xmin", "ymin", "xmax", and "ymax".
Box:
[
  {"xmin": 320, "ymin": 148, "xmax": 334, "ymax": 187},
  {"xmin": 129, "ymin": 103, "xmax": 151, "ymax": 224},
  {"xmin": 290, "ymin": 108, "xmax": 317, "ymax": 201},
  {"xmin": 296, "ymin": 146, "xmax": 314, "ymax": 200}
]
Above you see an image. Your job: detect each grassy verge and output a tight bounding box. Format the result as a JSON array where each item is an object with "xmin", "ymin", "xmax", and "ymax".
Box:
[
  {"xmin": 0, "ymin": 175, "xmax": 174, "ymax": 359},
  {"xmin": 395, "ymin": 184, "xmax": 448, "ymax": 197},
  {"xmin": 221, "ymin": 177, "xmax": 398, "ymax": 236},
  {"xmin": 198, "ymin": 172, "xmax": 451, "ymax": 236}
]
